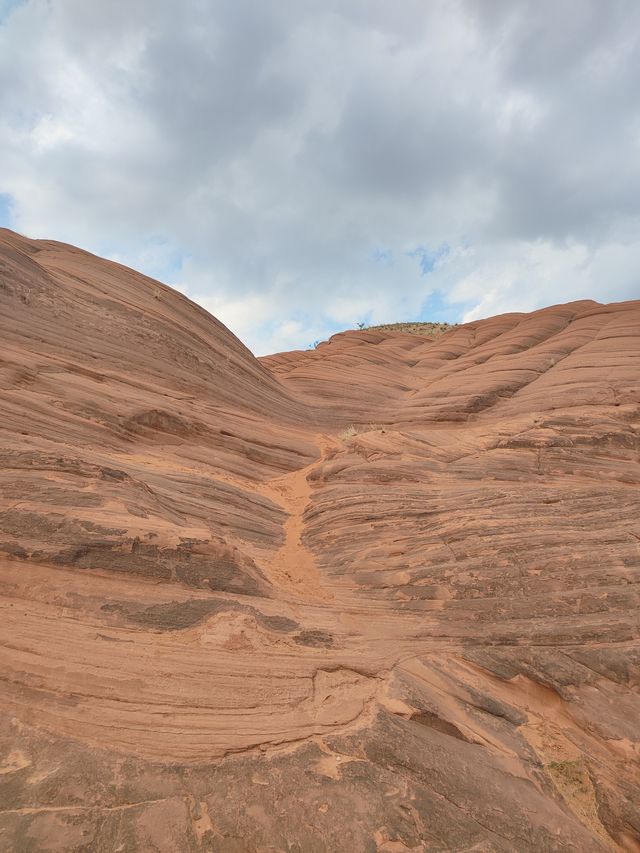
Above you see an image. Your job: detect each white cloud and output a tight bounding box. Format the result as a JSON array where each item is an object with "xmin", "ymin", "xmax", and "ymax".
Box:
[
  {"xmin": 0, "ymin": 0, "xmax": 639, "ymax": 354},
  {"xmin": 434, "ymin": 236, "xmax": 640, "ymax": 322}
]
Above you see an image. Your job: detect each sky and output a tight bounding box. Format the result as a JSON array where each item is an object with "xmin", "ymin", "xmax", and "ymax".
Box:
[{"xmin": 1, "ymin": 0, "xmax": 639, "ymax": 355}]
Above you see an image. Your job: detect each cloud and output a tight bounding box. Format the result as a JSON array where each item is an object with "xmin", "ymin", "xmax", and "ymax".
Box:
[
  {"xmin": 1, "ymin": 0, "xmax": 639, "ymax": 353},
  {"xmin": 437, "ymin": 236, "xmax": 640, "ymax": 321}
]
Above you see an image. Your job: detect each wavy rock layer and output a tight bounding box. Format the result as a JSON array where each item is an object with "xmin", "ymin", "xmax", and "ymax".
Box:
[{"xmin": 0, "ymin": 228, "xmax": 639, "ymax": 852}]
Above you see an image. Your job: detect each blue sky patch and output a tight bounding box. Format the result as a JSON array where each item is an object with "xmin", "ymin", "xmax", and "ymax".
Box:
[
  {"xmin": 418, "ymin": 289, "xmax": 459, "ymax": 324},
  {"xmin": 0, "ymin": 193, "xmax": 14, "ymax": 228},
  {"xmin": 372, "ymin": 247, "xmax": 394, "ymax": 266},
  {"xmin": 0, "ymin": 0, "xmax": 25, "ymax": 25},
  {"xmin": 96, "ymin": 236, "xmax": 185, "ymax": 285},
  {"xmin": 407, "ymin": 243, "xmax": 450, "ymax": 276}
]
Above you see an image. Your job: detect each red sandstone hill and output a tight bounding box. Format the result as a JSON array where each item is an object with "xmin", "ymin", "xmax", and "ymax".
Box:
[{"xmin": 0, "ymin": 227, "xmax": 639, "ymax": 852}]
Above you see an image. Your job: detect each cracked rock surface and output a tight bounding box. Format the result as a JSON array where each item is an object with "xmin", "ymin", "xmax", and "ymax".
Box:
[{"xmin": 0, "ymin": 228, "xmax": 639, "ymax": 851}]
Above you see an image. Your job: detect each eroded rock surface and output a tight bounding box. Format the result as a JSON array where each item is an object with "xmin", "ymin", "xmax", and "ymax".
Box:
[{"xmin": 0, "ymin": 227, "xmax": 639, "ymax": 851}]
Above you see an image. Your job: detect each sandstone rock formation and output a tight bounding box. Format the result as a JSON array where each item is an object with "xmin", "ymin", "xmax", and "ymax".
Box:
[{"xmin": 0, "ymin": 227, "xmax": 639, "ymax": 851}]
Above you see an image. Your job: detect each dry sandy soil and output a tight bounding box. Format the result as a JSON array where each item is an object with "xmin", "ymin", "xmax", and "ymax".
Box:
[{"xmin": 0, "ymin": 227, "xmax": 639, "ymax": 852}]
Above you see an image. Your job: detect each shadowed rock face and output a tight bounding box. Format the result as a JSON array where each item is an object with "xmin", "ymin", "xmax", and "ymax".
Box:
[{"xmin": 0, "ymin": 227, "xmax": 639, "ymax": 852}]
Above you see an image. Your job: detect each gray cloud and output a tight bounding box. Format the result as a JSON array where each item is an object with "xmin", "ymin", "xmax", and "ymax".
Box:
[{"xmin": 1, "ymin": 0, "xmax": 639, "ymax": 353}]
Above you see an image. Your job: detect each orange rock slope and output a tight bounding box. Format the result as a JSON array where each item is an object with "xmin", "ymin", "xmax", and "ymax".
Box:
[{"xmin": 0, "ymin": 227, "xmax": 639, "ymax": 852}]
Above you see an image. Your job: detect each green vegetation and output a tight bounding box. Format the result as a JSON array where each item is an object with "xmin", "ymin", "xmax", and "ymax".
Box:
[
  {"xmin": 362, "ymin": 321, "xmax": 457, "ymax": 338},
  {"xmin": 308, "ymin": 321, "xmax": 458, "ymax": 350}
]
